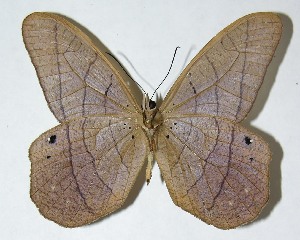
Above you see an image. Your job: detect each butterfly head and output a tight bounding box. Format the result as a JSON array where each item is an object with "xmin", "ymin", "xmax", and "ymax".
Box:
[{"xmin": 142, "ymin": 94, "xmax": 162, "ymax": 130}]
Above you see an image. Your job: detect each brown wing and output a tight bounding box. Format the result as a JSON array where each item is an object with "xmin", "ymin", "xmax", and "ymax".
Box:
[
  {"xmin": 156, "ymin": 13, "xmax": 281, "ymax": 229},
  {"xmin": 29, "ymin": 116, "xmax": 148, "ymax": 227},
  {"xmin": 160, "ymin": 12, "xmax": 282, "ymax": 122},
  {"xmin": 24, "ymin": 13, "xmax": 148, "ymax": 227},
  {"xmin": 156, "ymin": 116, "xmax": 271, "ymax": 229},
  {"xmin": 22, "ymin": 12, "xmax": 140, "ymax": 122}
]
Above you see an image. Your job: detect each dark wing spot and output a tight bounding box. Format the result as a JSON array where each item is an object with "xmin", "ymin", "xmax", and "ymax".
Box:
[
  {"xmin": 249, "ymin": 157, "xmax": 254, "ymax": 161},
  {"xmin": 132, "ymin": 135, "xmax": 135, "ymax": 139},
  {"xmin": 189, "ymin": 79, "xmax": 197, "ymax": 94},
  {"xmin": 47, "ymin": 135, "xmax": 57, "ymax": 144},
  {"xmin": 46, "ymin": 155, "xmax": 51, "ymax": 159},
  {"xmin": 166, "ymin": 135, "xmax": 170, "ymax": 139},
  {"xmin": 244, "ymin": 136, "xmax": 253, "ymax": 145}
]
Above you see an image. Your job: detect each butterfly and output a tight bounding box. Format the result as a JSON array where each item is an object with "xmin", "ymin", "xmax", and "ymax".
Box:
[{"xmin": 22, "ymin": 12, "xmax": 282, "ymax": 229}]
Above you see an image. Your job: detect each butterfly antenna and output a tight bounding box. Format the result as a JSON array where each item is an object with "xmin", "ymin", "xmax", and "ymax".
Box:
[
  {"xmin": 105, "ymin": 52, "xmax": 146, "ymax": 94},
  {"xmin": 150, "ymin": 46, "xmax": 180, "ymax": 100}
]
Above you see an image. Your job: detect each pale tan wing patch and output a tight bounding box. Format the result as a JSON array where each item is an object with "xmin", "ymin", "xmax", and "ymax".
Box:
[
  {"xmin": 155, "ymin": 116, "xmax": 271, "ymax": 229},
  {"xmin": 160, "ymin": 13, "xmax": 282, "ymax": 122},
  {"xmin": 22, "ymin": 13, "xmax": 140, "ymax": 122},
  {"xmin": 29, "ymin": 116, "xmax": 148, "ymax": 227}
]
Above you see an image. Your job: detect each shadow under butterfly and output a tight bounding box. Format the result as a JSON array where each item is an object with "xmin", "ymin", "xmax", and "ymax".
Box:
[{"xmin": 22, "ymin": 12, "xmax": 282, "ymax": 229}]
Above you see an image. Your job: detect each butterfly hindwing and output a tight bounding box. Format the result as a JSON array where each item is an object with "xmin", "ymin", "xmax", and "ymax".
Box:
[
  {"xmin": 29, "ymin": 116, "xmax": 148, "ymax": 227},
  {"xmin": 155, "ymin": 116, "xmax": 271, "ymax": 229}
]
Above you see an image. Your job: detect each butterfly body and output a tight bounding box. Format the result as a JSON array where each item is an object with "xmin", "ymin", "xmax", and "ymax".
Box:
[{"xmin": 23, "ymin": 12, "xmax": 282, "ymax": 229}]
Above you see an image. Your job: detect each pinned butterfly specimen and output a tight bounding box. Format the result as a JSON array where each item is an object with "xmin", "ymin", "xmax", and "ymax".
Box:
[{"xmin": 23, "ymin": 12, "xmax": 282, "ymax": 229}]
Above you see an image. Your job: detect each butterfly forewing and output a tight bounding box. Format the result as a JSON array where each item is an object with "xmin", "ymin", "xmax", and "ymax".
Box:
[
  {"xmin": 160, "ymin": 13, "xmax": 282, "ymax": 123},
  {"xmin": 155, "ymin": 13, "xmax": 281, "ymax": 229},
  {"xmin": 22, "ymin": 13, "xmax": 141, "ymax": 122}
]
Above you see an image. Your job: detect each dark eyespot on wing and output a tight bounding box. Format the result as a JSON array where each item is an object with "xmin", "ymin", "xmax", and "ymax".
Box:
[
  {"xmin": 47, "ymin": 135, "xmax": 57, "ymax": 144},
  {"xmin": 244, "ymin": 136, "xmax": 253, "ymax": 145}
]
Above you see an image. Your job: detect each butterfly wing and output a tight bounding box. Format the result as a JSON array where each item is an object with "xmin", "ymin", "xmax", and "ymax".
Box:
[
  {"xmin": 156, "ymin": 13, "xmax": 281, "ymax": 229},
  {"xmin": 30, "ymin": 117, "xmax": 147, "ymax": 227},
  {"xmin": 23, "ymin": 13, "xmax": 147, "ymax": 227},
  {"xmin": 160, "ymin": 12, "xmax": 282, "ymax": 123},
  {"xmin": 22, "ymin": 12, "xmax": 140, "ymax": 122},
  {"xmin": 156, "ymin": 116, "xmax": 271, "ymax": 229}
]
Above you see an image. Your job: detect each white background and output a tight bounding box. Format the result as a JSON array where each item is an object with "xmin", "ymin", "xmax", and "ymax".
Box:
[{"xmin": 0, "ymin": 0, "xmax": 299, "ymax": 239}]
